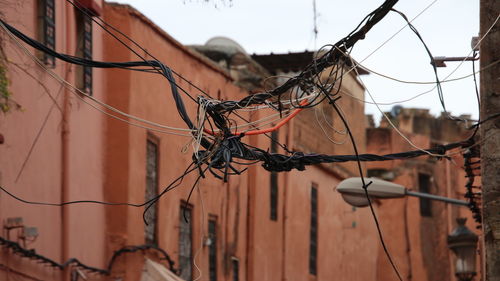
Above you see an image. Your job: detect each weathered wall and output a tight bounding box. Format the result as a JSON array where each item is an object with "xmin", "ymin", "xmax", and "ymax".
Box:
[
  {"xmin": 368, "ymin": 110, "xmax": 481, "ymax": 281},
  {"xmin": 103, "ymin": 4, "xmax": 249, "ymax": 281},
  {"xmin": 0, "ymin": 0, "xmax": 106, "ymax": 280}
]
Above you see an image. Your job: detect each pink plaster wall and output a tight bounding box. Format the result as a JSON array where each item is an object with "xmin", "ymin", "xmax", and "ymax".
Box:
[
  {"xmin": 0, "ymin": 0, "xmax": 106, "ymax": 280},
  {"xmin": 103, "ymin": 4, "xmax": 249, "ymax": 281}
]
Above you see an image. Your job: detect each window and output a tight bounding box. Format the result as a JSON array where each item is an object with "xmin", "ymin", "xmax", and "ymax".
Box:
[
  {"xmin": 145, "ymin": 139, "xmax": 158, "ymax": 245},
  {"xmin": 208, "ymin": 218, "xmax": 217, "ymax": 281},
  {"xmin": 418, "ymin": 174, "xmax": 432, "ymax": 217},
  {"xmin": 270, "ymin": 130, "xmax": 279, "ymax": 220},
  {"xmin": 179, "ymin": 204, "xmax": 193, "ymax": 281},
  {"xmin": 37, "ymin": 0, "xmax": 55, "ymax": 67},
  {"xmin": 75, "ymin": 8, "xmax": 92, "ymax": 95},
  {"xmin": 309, "ymin": 185, "xmax": 318, "ymax": 275},
  {"xmin": 232, "ymin": 258, "xmax": 239, "ymax": 281}
]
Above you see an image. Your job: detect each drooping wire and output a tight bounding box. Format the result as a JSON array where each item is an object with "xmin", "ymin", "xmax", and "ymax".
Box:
[
  {"xmin": 0, "ymin": 162, "xmax": 198, "ymax": 209},
  {"xmin": 317, "ymin": 81, "xmax": 404, "ymax": 281},
  {"xmin": 390, "ymin": 9, "xmax": 457, "ymax": 122},
  {"xmin": 212, "ymin": 0, "xmax": 399, "ymax": 113},
  {"xmin": 67, "ymin": 0, "xmax": 213, "ymax": 102},
  {"xmin": 68, "ymin": 0, "xmax": 293, "ymax": 154},
  {"xmin": 0, "ymin": 236, "xmax": 177, "ymax": 274}
]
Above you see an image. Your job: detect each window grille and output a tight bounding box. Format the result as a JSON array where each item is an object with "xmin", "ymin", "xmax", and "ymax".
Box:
[
  {"xmin": 179, "ymin": 205, "xmax": 192, "ymax": 280},
  {"xmin": 418, "ymin": 173, "xmax": 432, "ymax": 217},
  {"xmin": 145, "ymin": 139, "xmax": 158, "ymax": 245},
  {"xmin": 37, "ymin": 0, "xmax": 55, "ymax": 67},
  {"xmin": 75, "ymin": 9, "xmax": 93, "ymax": 95},
  {"xmin": 208, "ymin": 218, "xmax": 217, "ymax": 281}
]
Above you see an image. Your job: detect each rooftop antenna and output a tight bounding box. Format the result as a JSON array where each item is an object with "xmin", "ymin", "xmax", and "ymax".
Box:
[{"xmin": 312, "ymin": 0, "xmax": 318, "ymax": 49}]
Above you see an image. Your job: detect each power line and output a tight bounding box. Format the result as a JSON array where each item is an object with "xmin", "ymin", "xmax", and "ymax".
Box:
[{"xmin": 0, "ymin": 236, "xmax": 177, "ymax": 275}]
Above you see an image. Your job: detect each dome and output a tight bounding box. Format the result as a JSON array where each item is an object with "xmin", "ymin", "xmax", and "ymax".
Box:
[{"xmin": 205, "ymin": 36, "xmax": 247, "ymax": 54}]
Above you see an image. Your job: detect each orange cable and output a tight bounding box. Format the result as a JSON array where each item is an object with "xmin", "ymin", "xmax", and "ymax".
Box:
[{"xmin": 243, "ymin": 99, "xmax": 309, "ymax": 136}]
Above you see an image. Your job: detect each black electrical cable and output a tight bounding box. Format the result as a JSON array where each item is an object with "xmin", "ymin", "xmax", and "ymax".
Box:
[
  {"xmin": 68, "ymin": 0, "xmax": 287, "ymax": 155},
  {"xmin": 0, "ymin": 18, "xmax": 215, "ymax": 149},
  {"xmin": 212, "ymin": 0, "xmax": 399, "ymax": 113},
  {"xmin": 0, "ymin": 236, "xmax": 176, "ymax": 274},
  {"xmin": 142, "ymin": 162, "xmax": 202, "ymax": 225},
  {"xmin": 67, "ymin": 0, "xmax": 214, "ymax": 103},
  {"xmin": 390, "ymin": 9, "xmax": 465, "ymax": 123},
  {"xmin": 0, "ymin": 162, "xmax": 198, "ymax": 208},
  {"xmin": 318, "ymin": 85, "xmax": 404, "ymax": 281}
]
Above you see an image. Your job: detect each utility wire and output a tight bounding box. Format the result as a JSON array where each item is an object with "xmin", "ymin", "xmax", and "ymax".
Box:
[{"xmin": 0, "ymin": 236, "xmax": 176, "ymax": 275}]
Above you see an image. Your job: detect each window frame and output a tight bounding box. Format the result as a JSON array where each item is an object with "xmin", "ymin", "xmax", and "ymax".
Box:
[
  {"xmin": 179, "ymin": 202, "xmax": 193, "ymax": 281},
  {"xmin": 208, "ymin": 216, "xmax": 218, "ymax": 281},
  {"xmin": 74, "ymin": 7, "xmax": 93, "ymax": 95},
  {"xmin": 418, "ymin": 173, "xmax": 432, "ymax": 217},
  {"xmin": 144, "ymin": 136, "xmax": 159, "ymax": 245},
  {"xmin": 37, "ymin": 0, "xmax": 56, "ymax": 67}
]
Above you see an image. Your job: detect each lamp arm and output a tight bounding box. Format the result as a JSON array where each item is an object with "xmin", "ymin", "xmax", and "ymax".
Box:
[{"xmin": 405, "ymin": 190, "xmax": 469, "ymax": 206}]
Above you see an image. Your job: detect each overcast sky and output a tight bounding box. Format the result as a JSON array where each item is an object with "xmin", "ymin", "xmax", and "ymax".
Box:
[{"xmin": 112, "ymin": 0, "xmax": 480, "ymax": 122}]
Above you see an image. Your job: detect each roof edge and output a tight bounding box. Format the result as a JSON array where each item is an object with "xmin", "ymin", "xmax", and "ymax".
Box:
[{"xmin": 105, "ymin": 2, "xmax": 233, "ymax": 81}]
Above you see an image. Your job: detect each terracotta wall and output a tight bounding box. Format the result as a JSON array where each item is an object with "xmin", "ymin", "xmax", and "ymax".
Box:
[
  {"xmin": 0, "ymin": 0, "xmax": 106, "ymax": 280},
  {"xmin": 245, "ymin": 70, "xmax": 376, "ymax": 281},
  {"xmin": 367, "ymin": 110, "xmax": 481, "ymax": 281},
  {"xmin": 103, "ymin": 4, "xmax": 250, "ymax": 281}
]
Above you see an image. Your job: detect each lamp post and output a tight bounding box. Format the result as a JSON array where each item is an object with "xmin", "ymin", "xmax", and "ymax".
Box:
[
  {"xmin": 336, "ymin": 178, "xmax": 479, "ymax": 281},
  {"xmin": 448, "ymin": 218, "xmax": 479, "ymax": 281}
]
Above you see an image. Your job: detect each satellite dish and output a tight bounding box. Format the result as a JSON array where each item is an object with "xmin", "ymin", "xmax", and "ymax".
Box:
[
  {"xmin": 391, "ymin": 105, "xmax": 403, "ymax": 117},
  {"xmin": 205, "ymin": 36, "xmax": 247, "ymax": 54}
]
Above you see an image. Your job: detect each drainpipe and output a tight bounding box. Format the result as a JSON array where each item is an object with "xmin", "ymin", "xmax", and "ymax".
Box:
[
  {"xmin": 403, "ymin": 195, "xmax": 412, "ymax": 281},
  {"xmin": 61, "ymin": 1, "xmax": 72, "ymax": 280},
  {"xmin": 445, "ymin": 159, "xmax": 454, "ymax": 281},
  {"xmin": 245, "ymin": 111, "xmax": 258, "ymax": 281},
  {"xmin": 281, "ymin": 116, "xmax": 294, "ymax": 281}
]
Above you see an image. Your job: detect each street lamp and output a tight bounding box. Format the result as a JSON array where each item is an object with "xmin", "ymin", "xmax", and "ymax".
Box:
[
  {"xmin": 336, "ymin": 177, "xmax": 469, "ymax": 207},
  {"xmin": 448, "ymin": 218, "xmax": 478, "ymax": 281},
  {"xmin": 336, "ymin": 178, "xmax": 478, "ymax": 281}
]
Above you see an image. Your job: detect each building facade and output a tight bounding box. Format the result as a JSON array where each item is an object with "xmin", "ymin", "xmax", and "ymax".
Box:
[
  {"xmin": 0, "ymin": 2, "xmax": 481, "ymax": 281},
  {"xmin": 368, "ymin": 109, "xmax": 482, "ymax": 281}
]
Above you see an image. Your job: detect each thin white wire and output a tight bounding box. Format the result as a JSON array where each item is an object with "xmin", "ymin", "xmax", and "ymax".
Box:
[
  {"xmin": 314, "ymin": 105, "xmax": 347, "ymax": 145},
  {"xmin": 333, "ymin": 7, "xmax": 499, "ymax": 106},
  {"xmin": 359, "ymin": 0, "xmax": 438, "ymax": 65},
  {"xmin": 355, "ymin": 60, "xmax": 499, "ymax": 85},
  {"xmin": 192, "ymin": 100, "xmax": 208, "ymax": 157},
  {"xmin": 1, "ymin": 21, "xmax": 301, "ymax": 137},
  {"xmin": 440, "ymin": 13, "xmax": 500, "ymax": 81},
  {"xmin": 234, "ymin": 1, "xmax": 439, "ymax": 113},
  {"xmin": 318, "ymin": 92, "xmax": 347, "ymax": 135},
  {"xmin": 217, "ymin": 8, "xmax": 498, "ymax": 114},
  {"xmin": 352, "ymin": 12, "xmax": 500, "ymax": 105},
  {"xmin": 192, "ymin": 180, "xmax": 206, "ymax": 281},
  {"xmin": 355, "ymin": 12, "xmax": 498, "ymax": 107},
  {"xmin": 0, "ymin": 21, "xmax": 198, "ymax": 135},
  {"xmin": 347, "ymin": 55, "xmax": 442, "ymax": 157}
]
